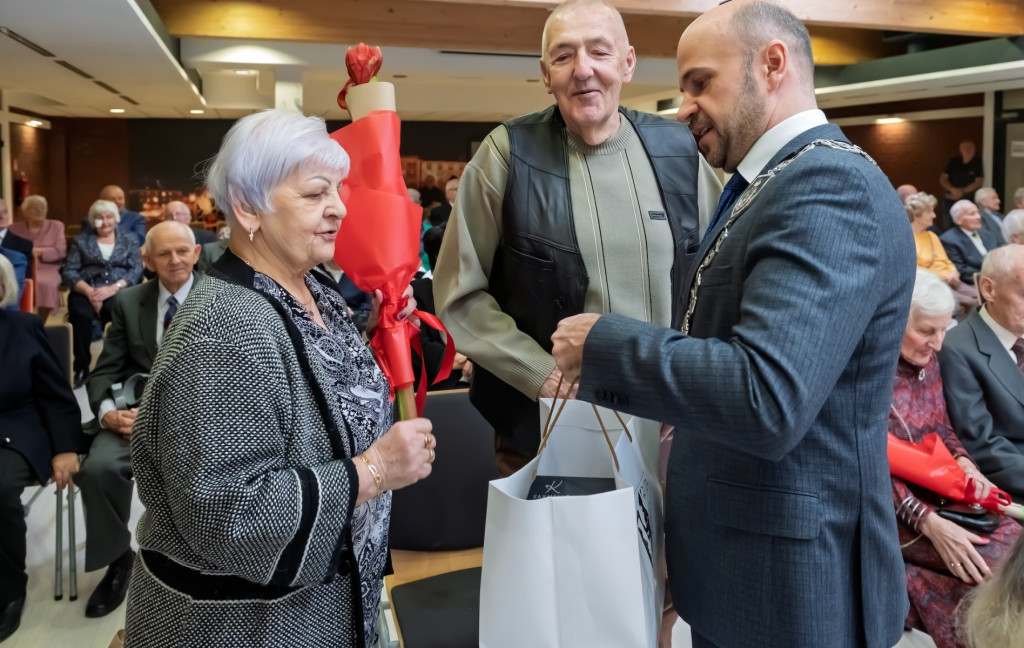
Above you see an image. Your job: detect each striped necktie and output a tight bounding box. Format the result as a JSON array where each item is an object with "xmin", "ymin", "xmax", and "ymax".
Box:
[{"xmin": 163, "ymin": 295, "xmax": 179, "ymax": 333}]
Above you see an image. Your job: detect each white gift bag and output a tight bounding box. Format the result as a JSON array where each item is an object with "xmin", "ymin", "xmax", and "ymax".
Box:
[{"xmin": 479, "ymin": 399, "xmax": 665, "ymax": 648}]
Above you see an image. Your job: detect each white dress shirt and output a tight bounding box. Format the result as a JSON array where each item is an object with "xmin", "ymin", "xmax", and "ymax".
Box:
[
  {"xmin": 980, "ymin": 305, "xmax": 1018, "ymax": 363},
  {"xmin": 961, "ymin": 228, "xmax": 988, "ymax": 256},
  {"xmin": 734, "ymin": 109, "xmax": 829, "ymax": 184}
]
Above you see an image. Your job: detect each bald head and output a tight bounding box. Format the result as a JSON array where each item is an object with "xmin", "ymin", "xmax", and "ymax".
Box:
[
  {"xmin": 896, "ymin": 185, "xmax": 918, "ymax": 203},
  {"xmin": 978, "ymin": 244, "xmax": 1024, "ymax": 337},
  {"xmin": 541, "ymin": 0, "xmax": 627, "ymax": 64},
  {"xmin": 163, "ymin": 200, "xmax": 192, "ymax": 225},
  {"xmin": 99, "ymin": 185, "xmax": 126, "ymax": 211}
]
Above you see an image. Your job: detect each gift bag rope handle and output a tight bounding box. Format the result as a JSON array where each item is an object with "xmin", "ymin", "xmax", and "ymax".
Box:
[{"xmin": 534, "ymin": 375, "xmax": 633, "ymax": 474}]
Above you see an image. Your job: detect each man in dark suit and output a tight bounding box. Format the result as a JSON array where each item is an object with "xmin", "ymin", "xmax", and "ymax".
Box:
[
  {"xmin": 81, "ymin": 185, "xmax": 147, "ymax": 244},
  {"xmin": 939, "ymin": 244, "xmax": 1024, "ymax": 501},
  {"xmin": 428, "ymin": 176, "xmax": 459, "ymax": 227},
  {"xmin": 163, "ymin": 199, "xmax": 216, "ymax": 245},
  {"xmin": 552, "ymin": 2, "xmax": 912, "ymax": 647},
  {"xmin": 975, "ymin": 187, "xmax": 1007, "ymax": 244},
  {"xmin": 76, "ymin": 221, "xmax": 199, "ymax": 618},
  {"xmin": 940, "ymin": 199, "xmax": 1004, "ymax": 285},
  {"xmin": 0, "ymin": 197, "xmax": 34, "ymax": 279}
]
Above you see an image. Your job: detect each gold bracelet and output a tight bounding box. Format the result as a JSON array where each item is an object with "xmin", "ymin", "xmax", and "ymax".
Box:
[{"xmin": 359, "ymin": 454, "xmax": 383, "ymax": 498}]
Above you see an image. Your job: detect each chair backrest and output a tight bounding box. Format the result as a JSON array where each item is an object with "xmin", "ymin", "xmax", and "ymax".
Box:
[
  {"xmin": 389, "ymin": 389, "xmax": 499, "ymax": 551},
  {"xmin": 44, "ymin": 322, "xmax": 74, "ymax": 386}
]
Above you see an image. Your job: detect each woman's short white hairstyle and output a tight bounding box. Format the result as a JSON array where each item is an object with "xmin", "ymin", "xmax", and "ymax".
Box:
[
  {"xmin": 1002, "ymin": 209, "xmax": 1024, "ymax": 243},
  {"xmin": 910, "ymin": 268, "xmax": 955, "ymax": 318},
  {"xmin": 88, "ymin": 199, "xmax": 120, "ymax": 224},
  {"xmin": 204, "ymin": 110, "xmax": 350, "ymax": 222},
  {"xmin": 0, "ymin": 253, "xmax": 19, "ymax": 308},
  {"xmin": 21, "ymin": 194, "xmax": 47, "ymax": 212},
  {"xmin": 904, "ymin": 192, "xmax": 937, "ymax": 223}
]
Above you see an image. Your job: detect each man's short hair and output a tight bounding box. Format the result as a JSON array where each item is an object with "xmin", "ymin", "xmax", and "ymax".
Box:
[
  {"xmin": 980, "ymin": 244, "xmax": 1024, "ymax": 287},
  {"xmin": 541, "ymin": 0, "xmax": 626, "ymax": 63},
  {"xmin": 1002, "ymin": 209, "xmax": 1024, "ymax": 243},
  {"xmin": 950, "ymin": 199, "xmax": 974, "ymax": 222},
  {"xmin": 975, "ymin": 187, "xmax": 997, "ymax": 205},
  {"xmin": 144, "ymin": 220, "xmax": 196, "ymax": 251},
  {"xmin": 1014, "ymin": 187, "xmax": 1024, "ymax": 206},
  {"xmin": 730, "ymin": 1, "xmax": 814, "ymax": 83}
]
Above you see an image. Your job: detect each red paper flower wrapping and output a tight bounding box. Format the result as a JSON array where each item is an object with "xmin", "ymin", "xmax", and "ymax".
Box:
[
  {"xmin": 887, "ymin": 432, "xmax": 1013, "ymax": 513},
  {"xmin": 330, "ymin": 111, "xmax": 454, "ymax": 412}
]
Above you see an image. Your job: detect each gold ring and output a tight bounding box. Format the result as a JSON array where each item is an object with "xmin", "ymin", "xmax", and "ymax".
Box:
[
  {"xmin": 428, "ymin": 448, "xmax": 435, "ymax": 463},
  {"xmin": 423, "ymin": 434, "xmax": 431, "ymax": 448}
]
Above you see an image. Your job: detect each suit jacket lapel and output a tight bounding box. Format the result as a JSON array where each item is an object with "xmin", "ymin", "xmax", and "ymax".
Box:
[
  {"xmin": 138, "ymin": 281, "xmax": 159, "ymax": 363},
  {"xmin": 969, "ymin": 313, "xmax": 1024, "ymax": 408},
  {"xmin": 684, "ymin": 123, "xmax": 847, "ymax": 296}
]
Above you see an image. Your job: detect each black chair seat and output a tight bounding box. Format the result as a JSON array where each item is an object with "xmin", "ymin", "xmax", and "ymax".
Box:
[{"xmin": 390, "ymin": 568, "xmax": 481, "ymax": 648}]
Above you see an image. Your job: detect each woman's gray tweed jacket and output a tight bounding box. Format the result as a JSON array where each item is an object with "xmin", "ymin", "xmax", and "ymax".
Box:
[{"xmin": 124, "ymin": 250, "xmax": 371, "ymax": 647}]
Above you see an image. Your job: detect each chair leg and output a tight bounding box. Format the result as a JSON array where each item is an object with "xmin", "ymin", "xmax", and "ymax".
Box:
[
  {"xmin": 68, "ymin": 486, "xmax": 78, "ymax": 601},
  {"xmin": 54, "ymin": 487, "xmax": 63, "ymax": 601}
]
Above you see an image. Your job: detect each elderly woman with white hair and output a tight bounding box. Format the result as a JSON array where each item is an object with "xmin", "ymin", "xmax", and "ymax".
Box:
[
  {"xmin": 906, "ymin": 191, "xmax": 978, "ymax": 318},
  {"xmin": 62, "ymin": 198, "xmax": 143, "ymax": 386},
  {"xmin": 125, "ymin": 110, "xmax": 434, "ymax": 648},
  {"xmin": 888, "ymin": 269, "xmax": 1021, "ymax": 648},
  {"xmin": 9, "ymin": 194, "xmax": 66, "ymax": 322}
]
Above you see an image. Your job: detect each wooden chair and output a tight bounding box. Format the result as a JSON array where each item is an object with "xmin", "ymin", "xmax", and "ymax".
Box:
[
  {"xmin": 18, "ymin": 277, "xmax": 35, "ymax": 313},
  {"xmin": 385, "ymin": 389, "xmax": 498, "ymax": 648}
]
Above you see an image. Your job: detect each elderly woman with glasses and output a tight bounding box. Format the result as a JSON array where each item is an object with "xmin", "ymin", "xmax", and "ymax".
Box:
[
  {"xmin": 62, "ymin": 199, "xmax": 143, "ymax": 386},
  {"xmin": 888, "ymin": 269, "xmax": 1020, "ymax": 648},
  {"xmin": 124, "ymin": 110, "xmax": 434, "ymax": 648}
]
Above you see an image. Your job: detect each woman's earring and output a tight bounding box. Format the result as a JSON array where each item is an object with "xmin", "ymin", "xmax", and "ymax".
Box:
[{"xmin": 249, "ymin": 225, "xmax": 254, "ymax": 243}]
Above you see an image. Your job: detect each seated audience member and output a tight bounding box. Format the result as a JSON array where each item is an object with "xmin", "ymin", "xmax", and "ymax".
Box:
[
  {"xmin": 429, "ymin": 176, "xmax": 459, "ymax": 227},
  {"xmin": 318, "ymin": 258, "xmax": 372, "ymax": 332},
  {"xmin": 418, "ymin": 174, "xmax": 444, "ymax": 207},
  {"xmin": 412, "ymin": 224, "xmax": 470, "ymax": 391},
  {"xmin": 77, "ymin": 221, "xmax": 200, "ymax": 619},
  {"xmin": 940, "ymin": 245, "xmax": 1024, "ymax": 501},
  {"xmin": 1014, "ymin": 187, "xmax": 1024, "ymax": 211},
  {"xmin": 0, "ymin": 254, "xmax": 81, "ymax": 642},
  {"xmin": 0, "ymin": 247, "xmax": 27, "ymax": 310},
  {"xmin": 63, "ymin": 199, "xmax": 144, "ymax": 387},
  {"xmin": 940, "ymin": 199, "xmax": 1004, "ymax": 285},
  {"xmin": 9, "ymin": 195, "xmax": 66, "ymax": 322},
  {"xmin": 897, "ymin": 184, "xmax": 919, "ymax": 203},
  {"xmin": 163, "ymin": 200, "xmax": 216, "ymax": 244},
  {"xmin": 974, "ymin": 187, "xmax": 1007, "ymax": 244},
  {"xmin": 907, "ymin": 192, "xmax": 978, "ymax": 316},
  {"xmin": 890, "ymin": 269, "xmax": 1021, "ymax": 648},
  {"xmin": 959, "ymin": 534, "xmax": 1024, "ymax": 648},
  {"xmin": 0, "ymin": 197, "xmax": 33, "ymax": 281},
  {"xmin": 81, "ymin": 185, "xmax": 146, "ymax": 244},
  {"xmin": 196, "ymin": 228, "xmax": 229, "ymax": 274},
  {"xmin": 1001, "ymin": 209, "xmax": 1024, "ymax": 245}
]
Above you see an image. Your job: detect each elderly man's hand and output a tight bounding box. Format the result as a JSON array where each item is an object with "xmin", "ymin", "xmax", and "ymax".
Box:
[
  {"xmin": 550, "ymin": 313, "xmax": 601, "ymax": 386},
  {"xmin": 102, "ymin": 408, "xmax": 138, "ymax": 437}
]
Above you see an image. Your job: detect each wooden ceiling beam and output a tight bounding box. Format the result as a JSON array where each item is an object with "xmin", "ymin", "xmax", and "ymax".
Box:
[
  {"xmin": 152, "ymin": 0, "xmax": 896, "ymax": 64},
  {"xmin": 416, "ymin": 0, "xmax": 1024, "ymax": 37}
]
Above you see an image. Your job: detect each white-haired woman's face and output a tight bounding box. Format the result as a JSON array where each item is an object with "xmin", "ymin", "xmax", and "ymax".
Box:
[
  {"xmin": 262, "ymin": 165, "xmax": 346, "ymax": 272},
  {"xmin": 914, "ymin": 208, "xmax": 936, "ymax": 229},
  {"xmin": 94, "ymin": 210, "xmax": 117, "ymax": 237},
  {"xmin": 24, "ymin": 203, "xmax": 47, "ymax": 224},
  {"xmin": 900, "ymin": 310, "xmax": 951, "ymax": 366}
]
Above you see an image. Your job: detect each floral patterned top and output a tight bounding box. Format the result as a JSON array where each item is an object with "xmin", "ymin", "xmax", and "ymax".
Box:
[{"xmin": 255, "ymin": 270, "xmax": 392, "ymax": 646}]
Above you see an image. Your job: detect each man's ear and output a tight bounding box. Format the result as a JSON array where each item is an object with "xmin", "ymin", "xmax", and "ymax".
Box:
[
  {"xmin": 622, "ymin": 45, "xmax": 636, "ymax": 83},
  {"xmin": 763, "ymin": 40, "xmax": 788, "ymax": 90},
  {"xmin": 539, "ymin": 58, "xmax": 553, "ymax": 95},
  {"xmin": 142, "ymin": 253, "xmax": 155, "ymax": 274}
]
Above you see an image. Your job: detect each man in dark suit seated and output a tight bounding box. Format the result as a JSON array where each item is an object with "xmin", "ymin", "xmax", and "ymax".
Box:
[
  {"xmin": 76, "ymin": 221, "xmax": 199, "ymax": 618},
  {"xmin": 939, "ymin": 244, "xmax": 1024, "ymax": 501},
  {"xmin": 975, "ymin": 187, "xmax": 1007, "ymax": 244},
  {"xmin": 0, "ymin": 197, "xmax": 33, "ymax": 280},
  {"xmin": 80, "ymin": 185, "xmax": 147, "ymax": 244},
  {"xmin": 162, "ymin": 200, "xmax": 217, "ymax": 245},
  {"xmin": 551, "ymin": 2, "xmax": 912, "ymax": 646},
  {"xmin": 940, "ymin": 199, "xmax": 1004, "ymax": 285}
]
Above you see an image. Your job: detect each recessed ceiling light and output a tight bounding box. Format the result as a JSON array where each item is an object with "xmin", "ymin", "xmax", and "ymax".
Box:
[
  {"xmin": 27, "ymin": 120, "xmax": 43, "ymax": 127},
  {"xmin": 189, "ymin": 109, "xmax": 205, "ymax": 114},
  {"xmin": 875, "ymin": 117, "xmax": 904, "ymax": 124},
  {"xmin": 234, "ymin": 69, "xmax": 257, "ymax": 75},
  {"xmin": 109, "ymin": 108, "xmax": 125, "ymax": 114}
]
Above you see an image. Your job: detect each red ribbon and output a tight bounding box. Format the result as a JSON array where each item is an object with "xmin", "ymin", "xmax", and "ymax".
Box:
[{"xmin": 368, "ymin": 303, "xmax": 455, "ymax": 414}]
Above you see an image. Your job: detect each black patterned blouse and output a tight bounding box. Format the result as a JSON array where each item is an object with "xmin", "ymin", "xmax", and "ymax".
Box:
[{"xmin": 255, "ymin": 270, "xmax": 393, "ymax": 646}]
